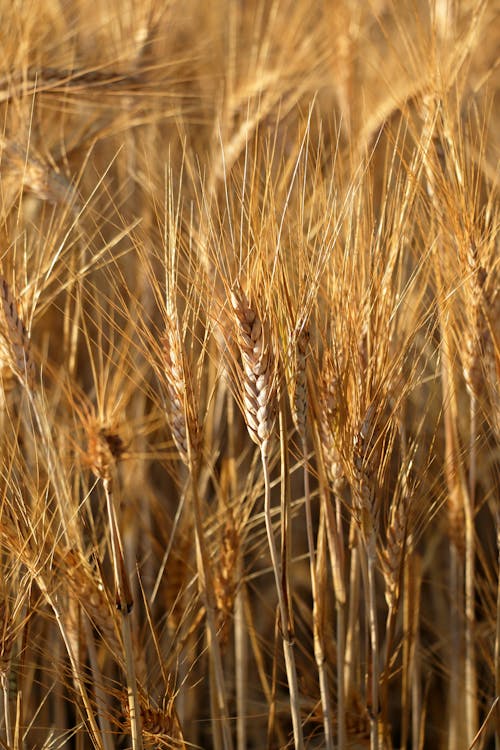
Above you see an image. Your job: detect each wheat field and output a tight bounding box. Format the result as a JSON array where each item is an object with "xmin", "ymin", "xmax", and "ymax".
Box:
[{"xmin": 0, "ymin": 1, "xmax": 498, "ymax": 748}]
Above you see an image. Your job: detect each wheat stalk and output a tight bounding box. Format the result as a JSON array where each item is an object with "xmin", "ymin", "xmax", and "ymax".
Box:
[
  {"xmin": 287, "ymin": 321, "xmax": 334, "ymax": 750},
  {"xmin": 160, "ymin": 305, "xmax": 233, "ymax": 750},
  {"xmin": 230, "ymin": 283, "xmax": 304, "ymax": 750}
]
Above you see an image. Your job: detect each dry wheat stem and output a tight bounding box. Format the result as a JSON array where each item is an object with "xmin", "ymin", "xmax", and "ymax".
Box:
[
  {"xmin": 300, "ymin": 432, "xmax": 334, "ymax": 750},
  {"xmin": 321, "ymin": 487, "xmax": 347, "ymax": 749},
  {"xmin": 189, "ymin": 471, "xmax": 234, "ymax": 750},
  {"xmin": 161, "ymin": 308, "xmax": 233, "ymax": 750},
  {"xmin": 261, "ymin": 440, "xmax": 304, "ymax": 750},
  {"xmin": 81, "ymin": 615, "xmax": 114, "ymax": 750},
  {"xmin": 45, "ymin": 588, "xmax": 104, "ymax": 746},
  {"xmin": 230, "ymin": 285, "xmax": 303, "ymax": 747},
  {"xmin": 496, "ymin": 511, "xmax": 500, "ymax": 750},
  {"xmin": 103, "ymin": 478, "xmax": 143, "ymax": 750}
]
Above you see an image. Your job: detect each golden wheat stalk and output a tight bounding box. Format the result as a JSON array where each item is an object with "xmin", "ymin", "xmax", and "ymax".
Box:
[
  {"xmin": 288, "ymin": 322, "xmax": 334, "ymax": 750},
  {"xmin": 230, "ymin": 284, "xmax": 304, "ymax": 750},
  {"xmin": 160, "ymin": 305, "xmax": 233, "ymax": 750},
  {"xmin": 85, "ymin": 417, "xmax": 143, "ymax": 750}
]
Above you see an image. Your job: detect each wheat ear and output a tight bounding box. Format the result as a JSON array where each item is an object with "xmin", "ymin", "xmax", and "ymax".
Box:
[
  {"xmin": 230, "ymin": 285, "xmax": 304, "ymax": 750},
  {"xmin": 0, "ymin": 277, "xmax": 35, "ymax": 389}
]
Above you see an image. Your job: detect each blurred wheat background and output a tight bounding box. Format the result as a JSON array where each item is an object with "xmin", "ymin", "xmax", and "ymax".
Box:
[{"xmin": 0, "ymin": 0, "xmax": 498, "ymax": 748}]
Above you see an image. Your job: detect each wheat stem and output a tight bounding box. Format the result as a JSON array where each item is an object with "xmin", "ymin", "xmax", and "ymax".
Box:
[
  {"xmin": 365, "ymin": 535, "xmax": 379, "ymax": 750},
  {"xmin": 1, "ymin": 673, "xmax": 11, "ymax": 748},
  {"xmin": 301, "ymin": 436, "xmax": 334, "ymax": 750},
  {"xmin": 260, "ymin": 439, "xmax": 304, "ymax": 750},
  {"xmin": 103, "ymin": 478, "xmax": 142, "ymax": 750},
  {"xmin": 190, "ymin": 468, "xmax": 234, "ymax": 750},
  {"xmin": 465, "ymin": 393, "xmax": 478, "ymax": 744},
  {"xmin": 495, "ymin": 509, "xmax": 500, "ymax": 750},
  {"xmin": 82, "ymin": 616, "xmax": 114, "ymax": 750}
]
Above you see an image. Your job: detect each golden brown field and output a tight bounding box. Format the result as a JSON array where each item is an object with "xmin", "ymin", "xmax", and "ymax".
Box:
[{"xmin": 0, "ymin": 1, "xmax": 498, "ymax": 748}]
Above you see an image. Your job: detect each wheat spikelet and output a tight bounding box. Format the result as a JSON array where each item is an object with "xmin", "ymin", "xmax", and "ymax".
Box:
[
  {"xmin": 319, "ymin": 352, "xmax": 345, "ymax": 494},
  {"xmin": 86, "ymin": 421, "xmax": 125, "ymax": 481},
  {"xmin": 0, "ymin": 277, "xmax": 35, "ymax": 389},
  {"xmin": 289, "ymin": 321, "xmax": 309, "ymax": 438},
  {"xmin": 381, "ymin": 492, "xmax": 410, "ymax": 612},
  {"xmin": 352, "ymin": 405, "xmax": 378, "ymax": 540},
  {"xmin": 161, "ymin": 312, "xmax": 200, "ymax": 466},
  {"xmin": 214, "ymin": 511, "xmax": 239, "ymax": 647},
  {"xmin": 230, "ymin": 285, "xmax": 275, "ymax": 446},
  {"xmin": 0, "ymin": 589, "xmax": 14, "ymax": 678},
  {"xmin": 463, "ymin": 240, "xmax": 489, "ymax": 399}
]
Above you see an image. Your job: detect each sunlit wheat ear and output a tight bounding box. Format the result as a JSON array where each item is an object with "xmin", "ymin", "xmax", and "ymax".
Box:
[
  {"xmin": 230, "ymin": 284, "xmax": 275, "ymax": 446},
  {"xmin": 214, "ymin": 511, "xmax": 239, "ymax": 647},
  {"xmin": 289, "ymin": 321, "xmax": 309, "ymax": 438},
  {"xmin": 0, "ymin": 277, "xmax": 35, "ymax": 389},
  {"xmin": 319, "ymin": 352, "xmax": 345, "ymax": 494},
  {"xmin": 352, "ymin": 404, "xmax": 378, "ymax": 539},
  {"xmin": 161, "ymin": 311, "xmax": 200, "ymax": 466},
  {"xmin": 462, "ymin": 239, "xmax": 489, "ymax": 400},
  {"xmin": 86, "ymin": 421, "xmax": 126, "ymax": 482},
  {"xmin": 381, "ymin": 490, "xmax": 410, "ymax": 613}
]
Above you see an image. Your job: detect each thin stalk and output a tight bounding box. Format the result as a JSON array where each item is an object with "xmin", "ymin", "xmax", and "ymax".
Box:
[
  {"xmin": 345, "ymin": 521, "xmax": 360, "ymax": 705},
  {"xmin": 260, "ymin": 440, "xmax": 304, "ymax": 750},
  {"xmin": 47, "ymin": 591, "xmax": 103, "ymax": 747},
  {"xmin": 314, "ymin": 416, "xmax": 346, "ymax": 749},
  {"xmin": 82, "ymin": 617, "xmax": 114, "ymax": 750},
  {"xmin": 449, "ymin": 545, "xmax": 463, "ymax": 750},
  {"xmin": 409, "ymin": 554, "xmax": 423, "ymax": 750},
  {"xmin": 323, "ymin": 493, "xmax": 347, "ymax": 749},
  {"xmin": 301, "ymin": 434, "xmax": 333, "ymax": 750},
  {"xmin": 495, "ymin": 507, "xmax": 500, "ymax": 750},
  {"xmin": 465, "ymin": 393, "xmax": 478, "ymax": 744},
  {"xmin": 228, "ymin": 390, "xmax": 247, "ymax": 750},
  {"xmin": 234, "ymin": 555, "xmax": 247, "ymax": 750},
  {"xmin": 103, "ymin": 478, "xmax": 142, "ymax": 750},
  {"xmin": 366, "ymin": 536, "xmax": 379, "ymax": 750},
  {"xmin": 1, "ymin": 673, "xmax": 12, "ymax": 748},
  {"xmin": 381, "ymin": 606, "xmax": 396, "ymax": 744},
  {"xmin": 189, "ymin": 468, "xmax": 234, "ymax": 750},
  {"xmin": 336, "ymin": 596, "xmax": 347, "ymax": 750}
]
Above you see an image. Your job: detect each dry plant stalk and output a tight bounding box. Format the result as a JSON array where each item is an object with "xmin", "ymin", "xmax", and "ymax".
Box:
[
  {"xmin": 288, "ymin": 322, "xmax": 334, "ymax": 750},
  {"xmin": 86, "ymin": 416, "xmax": 143, "ymax": 750},
  {"xmin": 161, "ymin": 305, "xmax": 233, "ymax": 750},
  {"xmin": 230, "ymin": 284, "xmax": 304, "ymax": 750}
]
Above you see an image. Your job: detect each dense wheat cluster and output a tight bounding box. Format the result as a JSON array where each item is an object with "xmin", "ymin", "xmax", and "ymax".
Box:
[{"xmin": 0, "ymin": 1, "xmax": 498, "ymax": 748}]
